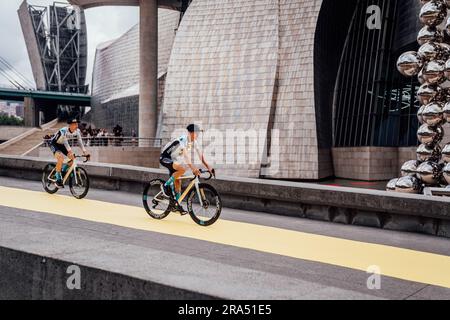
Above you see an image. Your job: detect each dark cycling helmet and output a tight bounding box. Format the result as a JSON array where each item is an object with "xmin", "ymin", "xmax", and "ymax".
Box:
[
  {"xmin": 187, "ymin": 124, "xmax": 201, "ymax": 133},
  {"xmin": 67, "ymin": 118, "xmax": 80, "ymax": 125}
]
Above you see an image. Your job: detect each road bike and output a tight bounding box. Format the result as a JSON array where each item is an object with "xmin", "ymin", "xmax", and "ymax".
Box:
[
  {"xmin": 42, "ymin": 155, "xmax": 91, "ymax": 199},
  {"xmin": 143, "ymin": 169, "xmax": 222, "ymax": 226}
]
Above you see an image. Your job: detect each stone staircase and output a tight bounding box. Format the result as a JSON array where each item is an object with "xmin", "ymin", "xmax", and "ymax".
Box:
[{"xmin": 0, "ymin": 121, "xmax": 66, "ymax": 156}]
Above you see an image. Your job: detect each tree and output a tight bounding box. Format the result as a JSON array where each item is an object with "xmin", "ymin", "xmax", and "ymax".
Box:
[{"xmin": 0, "ymin": 112, "xmax": 24, "ymax": 126}]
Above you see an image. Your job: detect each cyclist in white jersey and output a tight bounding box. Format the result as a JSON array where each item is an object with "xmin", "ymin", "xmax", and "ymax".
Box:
[
  {"xmin": 48, "ymin": 119, "xmax": 90, "ymax": 188},
  {"xmin": 160, "ymin": 124, "xmax": 214, "ymax": 203}
]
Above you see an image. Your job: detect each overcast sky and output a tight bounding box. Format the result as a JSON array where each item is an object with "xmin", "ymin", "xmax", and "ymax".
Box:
[{"xmin": 0, "ymin": 0, "xmax": 139, "ymax": 88}]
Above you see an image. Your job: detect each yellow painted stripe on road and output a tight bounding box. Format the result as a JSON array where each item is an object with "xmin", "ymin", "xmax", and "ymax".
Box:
[{"xmin": 1, "ymin": 186, "xmax": 450, "ymax": 288}]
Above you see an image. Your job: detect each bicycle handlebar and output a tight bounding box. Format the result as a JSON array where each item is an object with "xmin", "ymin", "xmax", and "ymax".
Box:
[
  {"xmin": 192, "ymin": 169, "xmax": 216, "ymax": 181},
  {"xmin": 75, "ymin": 155, "xmax": 91, "ymax": 163}
]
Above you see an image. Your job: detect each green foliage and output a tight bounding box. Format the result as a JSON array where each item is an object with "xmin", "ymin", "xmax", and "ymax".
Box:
[{"xmin": 0, "ymin": 112, "xmax": 24, "ymax": 126}]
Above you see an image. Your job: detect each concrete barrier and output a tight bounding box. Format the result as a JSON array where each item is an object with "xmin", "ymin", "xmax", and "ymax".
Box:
[
  {"xmin": 0, "ymin": 127, "xmax": 39, "ymax": 151},
  {"xmin": 0, "ymin": 126, "xmax": 33, "ymax": 141},
  {"xmin": 0, "ymin": 247, "xmax": 217, "ymax": 300},
  {"xmin": 0, "ymin": 155, "xmax": 450, "ymax": 238},
  {"xmin": 29, "ymin": 146, "xmax": 160, "ymax": 168}
]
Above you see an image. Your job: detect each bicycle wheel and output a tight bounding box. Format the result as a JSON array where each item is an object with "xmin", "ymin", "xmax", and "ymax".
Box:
[
  {"xmin": 143, "ymin": 179, "xmax": 171, "ymax": 220},
  {"xmin": 69, "ymin": 167, "xmax": 90, "ymax": 199},
  {"xmin": 42, "ymin": 164, "xmax": 59, "ymax": 194},
  {"xmin": 187, "ymin": 184, "xmax": 222, "ymax": 226}
]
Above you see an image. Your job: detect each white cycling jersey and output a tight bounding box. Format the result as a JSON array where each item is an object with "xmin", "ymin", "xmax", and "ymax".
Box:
[
  {"xmin": 161, "ymin": 135, "xmax": 200, "ymax": 162},
  {"xmin": 51, "ymin": 127, "xmax": 86, "ymax": 153}
]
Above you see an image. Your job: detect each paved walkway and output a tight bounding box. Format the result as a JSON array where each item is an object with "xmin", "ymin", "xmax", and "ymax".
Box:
[{"xmin": 0, "ymin": 177, "xmax": 449, "ymax": 299}]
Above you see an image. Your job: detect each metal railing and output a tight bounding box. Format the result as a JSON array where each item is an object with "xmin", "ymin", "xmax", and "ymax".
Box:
[{"xmin": 42, "ymin": 137, "xmax": 162, "ymax": 148}]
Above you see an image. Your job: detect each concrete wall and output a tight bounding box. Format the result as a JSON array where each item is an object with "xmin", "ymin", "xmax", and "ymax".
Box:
[
  {"xmin": 333, "ymin": 146, "xmax": 446, "ymax": 181},
  {"xmin": 34, "ymin": 147, "xmax": 160, "ymax": 168},
  {"xmin": 0, "ymin": 126, "xmax": 32, "ymax": 141},
  {"xmin": 0, "ymin": 246, "xmax": 214, "ymax": 300},
  {"xmin": 333, "ymin": 147, "xmax": 399, "ymax": 181}
]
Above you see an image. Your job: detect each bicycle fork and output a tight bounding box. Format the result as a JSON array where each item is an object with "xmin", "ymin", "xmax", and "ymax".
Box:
[{"xmin": 194, "ymin": 180, "xmax": 207, "ymax": 207}]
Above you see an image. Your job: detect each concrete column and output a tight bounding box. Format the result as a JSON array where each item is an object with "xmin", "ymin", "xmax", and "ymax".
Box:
[
  {"xmin": 24, "ymin": 97, "xmax": 38, "ymax": 127},
  {"xmin": 139, "ymin": 0, "xmax": 158, "ymax": 145}
]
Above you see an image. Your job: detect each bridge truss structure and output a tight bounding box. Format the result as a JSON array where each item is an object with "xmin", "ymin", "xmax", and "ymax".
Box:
[{"xmin": 19, "ymin": 1, "xmax": 88, "ymax": 94}]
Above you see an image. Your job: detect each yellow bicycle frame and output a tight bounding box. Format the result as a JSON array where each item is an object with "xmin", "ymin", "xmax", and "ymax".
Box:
[
  {"xmin": 176, "ymin": 175, "xmax": 206, "ymax": 204},
  {"xmin": 48, "ymin": 159, "xmax": 79, "ymax": 184}
]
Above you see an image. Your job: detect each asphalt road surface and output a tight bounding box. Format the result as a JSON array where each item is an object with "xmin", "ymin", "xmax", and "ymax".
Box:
[{"xmin": 0, "ymin": 176, "xmax": 449, "ymax": 300}]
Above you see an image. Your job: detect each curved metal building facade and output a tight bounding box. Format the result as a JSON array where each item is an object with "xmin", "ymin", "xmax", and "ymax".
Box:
[{"xmin": 88, "ymin": 8, "xmax": 179, "ymax": 134}]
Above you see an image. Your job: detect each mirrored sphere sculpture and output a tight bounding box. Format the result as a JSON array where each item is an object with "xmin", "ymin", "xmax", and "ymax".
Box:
[
  {"xmin": 418, "ymin": 26, "xmax": 443, "ymax": 45},
  {"xmin": 442, "ymin": 143, "xmax": 450, "ymax": 162},
  {"xmin": 417, "ymin": 124, "xmax": 439, "ymax": 145},
  {"xmin": 420, "ymin": 1, "xmax": 447, "ymax": 27},
  {"xmin": 443, "ymin": 163, "xmax": 450, "ymax": 184},
  {"xmin": 416, "ymin": 161, "xmax": 442, "ymax": 185},
  {"xmin": 422, "ymin": 60, "xmax": 446, "ymax": 84},
  {"xmin": 443, "ymin": 102, "xmax": 450, "ymax": 122},
  {"xmin": 422, "ymin": 102, "xmax": 444, "ymax": 126},
  {"xmin": 390, "ymin": 0, "xmax": 449, "ymax": 194},
  {"xmin": 401, "ymin": 160, "xmax": 420, "ymax": 177},
  {"xmin": 397, "ymin": 51, "xmax": 423, "ymax": 76},
  {"xmin": 417, "ymin": 84, "xmax": 440, "ymax": 105},
  {"xmin": 417, "ymin": 143, "xmax": 438, "ymax": 161},
  {"xmin": 386, "ymin": 178, "xmax": 399, "ymax": 191},
  {"xmin": 395, "ymin": 176, "xmax": 422, "ymax": 194}
]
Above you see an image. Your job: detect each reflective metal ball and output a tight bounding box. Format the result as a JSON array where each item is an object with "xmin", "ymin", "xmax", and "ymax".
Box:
[
  {"xmin": 417, "ymin": 124, "xmax": 444, "ymax": 146},
  {"xmin": 445, "ymin": 59, "xmax": 450, "ymax": 80},
  {"xmin": 386, "ymin": 178, "xmax": 399, "ymax": 191},
  {"xmin": 443, "ymin": 163, "xmax": 450, "ymax": 184},
  {"xmin": 443, "ymin": 102, "xmax": 450, "ymax": 122},
  {"xmin": 418, "ymin": 69, "xmax": 426, "ymax": 84},
  {"xmin": 397, "ymin": 51, "xmax": 423, "ymax": 77},
  {"xmin": 422, "ymin": 60, "xmax": 446, "ymax": 84},
  {"xmin": 418, "ymin": 26, "xmax": 443, "ymax": 45},
  {"xmin": 420, "ymin": 1, "xmax": 447, "ymax": 27},
  {"xmin": 395, "ymin": 176, "xmax": 422, "ymax": 194},
  {"xmin": 401, "ymin": 160, "xmax": 420, "ymax": 177},
  {"xmin": 418, "ymin": 105, "xmax": 426, "ymax": 124},
  {"xmin": 418, "ymin": 41, "xmax": 441, "ymax": 60},
  {"xmin": 439, "ymin": 43, "xmax": 450, "ymax": 60},
  {"xmin": 416, "ymin": 161, "xmax": 441, "ymax": 185},
  {"xmin": 417, "ymin": 143, "xmax": 439, "ymax": 162},
  {"xmin": 422, "ymin": 102, "xmax": 444, "ymax": 126},
  {"xmin": 442, "ymin": 143, "xmax": 450, "ymax": 162},
  {"xmin": 417, "ymin": 84, "xmax": 440, "ymax": 105}
]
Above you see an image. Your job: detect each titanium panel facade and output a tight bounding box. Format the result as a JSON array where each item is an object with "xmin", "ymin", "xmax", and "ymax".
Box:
[
  {"xmin": 160, "ymin": 0, "xmax": 279, "ymax": 178},
  {"xmin": 89, "ymin": 9, "xmax": 180, "ymax": 132}
]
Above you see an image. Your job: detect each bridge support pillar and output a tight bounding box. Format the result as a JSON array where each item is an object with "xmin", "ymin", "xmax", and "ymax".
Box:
[
  {"xmin": 24, "ymin": 97, "xmax": 39, "ymax": 127},
  {"xmin": 139, "ymin": 0, "xmax": 158, "ymax": 146}
]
